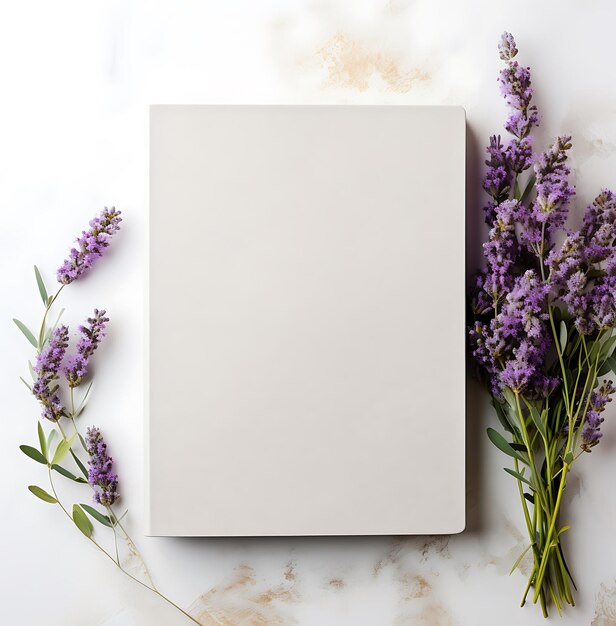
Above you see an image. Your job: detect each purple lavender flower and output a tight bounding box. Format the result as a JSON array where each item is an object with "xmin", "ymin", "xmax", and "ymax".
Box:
[
  {"xmin": 483, "ymin": 135, "xmax": 511, "ymax": 224},
  {"xmin": 57, "ymin": 207, "xmax": 122, "ymax": 285},
  {"xmin": 496, "ymin": 32, "xmax": 539, "ymax": 177},
  {"xmin": 581, "ymin": 380, "xmax": 615, "ymax": 451},
  {"xmin": 85, "ymin": 427, "xmax": 119, "ymax": 506},
  {"xmin": 32, "ymin": 325, "xmax": 69, "ymax": 421},
  {"xmin": 64, "ymin": 309, "xmax": 109, "ymax": 388}
]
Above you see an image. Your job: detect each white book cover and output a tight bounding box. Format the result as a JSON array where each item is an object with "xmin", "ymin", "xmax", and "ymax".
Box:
[{"xmin": 147, "ymin": 105, "xmax": 465, "ymax": 536}]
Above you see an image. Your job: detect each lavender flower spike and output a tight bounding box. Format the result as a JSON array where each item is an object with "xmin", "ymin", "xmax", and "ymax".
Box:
[
  {"xmin": 64, "ymin": 309, "xmax": 109, "ymax": 388},
  {"xmin": 57, "ymin": 207, "xmax": 122, "ymax": 285},
  {"xmin": 85, "ymin": 427, "xmax": 119, "ymax": 506},
  {"xmin": 32, "ymin": 325, "xmax": 69, "ymax": 421},
  {"xmin": 581, "ymin": 380, "xmax": 615, "ymax": 451}
]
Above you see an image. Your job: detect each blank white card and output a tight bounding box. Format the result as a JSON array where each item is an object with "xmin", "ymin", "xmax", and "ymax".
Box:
[{"xmin": 147, "ymin": 106, "xmax": 465, "ymax": 536}]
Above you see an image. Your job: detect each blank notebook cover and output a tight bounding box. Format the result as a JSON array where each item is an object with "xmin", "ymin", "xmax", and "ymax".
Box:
[{"xmin": 147, "ymin": 105, "xmax": 465, "ymax": 536}]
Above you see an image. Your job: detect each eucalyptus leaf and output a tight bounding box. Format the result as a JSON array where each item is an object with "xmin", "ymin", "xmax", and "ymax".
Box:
[
  {"xmin": 37, "ymin": 422, "xmax": 47, "ymax": 460},
  {"xmin": 28, "ymin": 485, "xmax": 57, "ymax": 504},
  {"xmin": 19, "ymin": 444, "xmax": 47, "ymax": 465},
  {"xmin": 52, "ymin": 464, "xmax": 87, "ymax": 483},
  {"xmin": 70, "ymin": 449, "xmax": 88, "ymax": 479},
  {"xmin": 72, "ymin": 504, "xmax": 93, "ymax": 537},
  {"xmin": 51, "ymin": 434, "xmax": 76, "ymax": 466},
  {"xmin": 487, "ymin": 428, "xmax": 526, "ymax": 463},
  {"xmin": 34, "ymin": 265, "xmax": 48, "ymax": 305},
  {"xmin": 80, "ymin": 503, "xmax": 112, "ymax": 527},
  {"xmin": 13, "ymin": 318, "xmax": 38, "ymax": 349}
]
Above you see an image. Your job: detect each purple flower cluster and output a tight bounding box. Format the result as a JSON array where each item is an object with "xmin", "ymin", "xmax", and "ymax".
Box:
[
  {"xmin": 57, "ymin": 207, "xmax": 122, "ymax": 285},
  {"xmin": 549, "ymin": 190, "xmax": 616, "ymax": 334},
  {"xmin": 85, "ymin": 427, "xmax": 119, "ymax": 506},
  {"xmin": 470, "ymin": 271, "xmax": 556, "ymax": 397},
  {"xmin": 581, "ymin": 380, "xmax": 615, "ymax": 451},
  {"xmin": 64, "ymin": 309, "xmax": 109, "ymax": 388},
  {"xmin": 32, "ymin": 325, "xmax": 69, "ymax": 421}
]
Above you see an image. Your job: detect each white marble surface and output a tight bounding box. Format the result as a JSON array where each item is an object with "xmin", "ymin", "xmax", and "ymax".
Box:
[{"xmin": 1, "ymin": 1, "xmax": 616, "ymax": 624}]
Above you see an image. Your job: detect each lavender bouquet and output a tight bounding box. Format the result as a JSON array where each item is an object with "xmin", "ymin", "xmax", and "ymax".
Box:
[
  {"xmin": 15, "ymin": 208, "xmax": 202, "ymax": 625},
  {"xmin": 470, "ymin": 33, "xmax": 616, "ymax": 616}
]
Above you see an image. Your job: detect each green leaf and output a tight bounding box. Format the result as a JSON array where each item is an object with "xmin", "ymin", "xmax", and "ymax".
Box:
[
  {"xmin": 487, "ymin": 428, "xmax": 526, "ymax": 463},
  {"xmin": 34, "ymin": 266, "xmax": 48, "ymax": 305},
  {"xmin": 19, "ymin": 376, "xmax": 32, "ymax": 391},
  {"xmin": 52, "ymin": 464, "xmax": 87, "ymax": 483},
  {"xmin": 559, "ymin": 321, "xmax": 568, "ymax": 353},
  {"xmin": 558, "ymin": 525, "xmax": 571, "ymax": 536},
  {"xmin": 19, "ymin": 444, "xmax": 48, "ymax": 465},
  {"xmin": 28, "ymin": 360, "xmax": 36, "ymax": 381},
  {"xmin": 51, "ymin": 434, "xmax": 76, "ymax": 466},
  {"xmin": 514, "ymin": 178, "xmax": 521, "ymax": 200},
  {"xmin": 502, "ymin": 387, "xmax": 517, "ymax": 411},
  {"xmin": 80, "ymin": 504, "xmax": 112, "ymax": 527},
  {"xmin": 74, "ymin": 382, "xmax": 94, "ymax": 418},
  {"xmin": 563, "ymin": 451, "xmax": 574, "ymax": 465},
  {"xmin": 72, "ymin": 504, "xmax": 93, "ymax": 537},
  {"xmin": 70, "ymin": 449, "xmax": 88, "ymax": 479},
  {"xmin": 37, "ymin": 422, "xmax": 47, "ymax": 460},
  {"xmin": 504, "ymin": 467, "xmax": 532, "ymax": 488},
  {"xmin": 509, "ymin": 543, "xmax": 533, "ymax": 575},
  {"xmin": 524, "ymin": 492, "xmax": 535, "ymax": 504},
  {"xmin": 519, "ymin": 174, "xmax": 536, "ymax": 204},
  {"xmin": 527, "ymin": 402, "xmax": 547, "ymax": 440},
  {"xmin": 28, "ymin": 485, "xmax": 57, "ymax": 504},
  {"xmin": 493, "ymin": 401, "xmax": 513, "ymax": 434},
  {"xmin": 47, "ymin": 428, "xmax": 58, "ymax": 451},
  {"xmin": 13, "ymin": 318, "xmax": 38, "ymax": 349}
]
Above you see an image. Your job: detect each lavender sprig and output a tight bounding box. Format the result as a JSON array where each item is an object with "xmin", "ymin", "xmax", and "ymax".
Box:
[
  {"xmin": 57, "ymin": 207, "xmax": 122, "ymax": 285},
  {"xmin": 470, "ymin": 32, "xmax": 616, "ymax": 617},
  {"xmin": 32, "ymin": 325, "xmax": 69, "ymax": 421},
  {"xmin": 17, "ymin": 210, "xmax": 203, "ymax": 624},
  {"xmin": 64, "ymin": 309, "xmax": 109, "ymax": 388},
  {"xmin": 85, "ymin": 427, "xmax": 119, "ymax": 506}
]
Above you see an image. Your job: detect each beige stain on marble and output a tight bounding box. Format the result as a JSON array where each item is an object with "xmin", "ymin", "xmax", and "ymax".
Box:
[
  {"xmin": 188, "ymin": 563, "xmax": 300, "ymax": 626},
  {"xmin": 592, "ymin": 582, "xmax": 616, "ymax": 626},
  {"xmin": 325, "ymin": 577, "xmax": 346, "ymax": 590},
  {"xmin": 316, "ymin": 32, "xmax": 429, "ymax": 93}
]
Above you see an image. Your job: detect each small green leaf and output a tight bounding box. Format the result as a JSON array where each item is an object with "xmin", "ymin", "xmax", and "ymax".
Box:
[
  {"xmin": 604, "ymin": 356, "xmax": 616, "ymax": 377},
  {"xmin": 504, "ymin": 467, "xmax": 532, "ymax": 488},
  {"xmin": 80, "ymin": 503, "xmax": 113, "ymax": 527},
  {"xmin": 563, "ymin": 451, "xmax": 574, "ymax": 465},
  {"xmin": 509, "ymin": 543, "xmax": 533, "ymax": 575},
  {"xmin": 28, "ymin": 360, "xmax": 36, "ymax": 381},
  {"xmin": 559, "ymin": 321, "xmax": 568, "ymax": 352},
  {"xmin": 558, "ymin": 525, "xmax": 571, "ymax": 536},
  {"xmin": 13, "ymin": 318, "xmax": 38, "ymax": 349},
  {"xmin": 70, "ymin": 449, "xmax": 89, "ymax": 479},
  {"xmin": 52, "ymin": 464, "xmax": 87, "ymax": 483},
  {"xmin": 19, "ymin": 376, "xmax": 32, "ymax": 391},
  {"xmin": 519, "ymin": 174, "xmax": 536, "ymax": 204},
  {"xmin": 526, "ymin": 402, "xmax": 547, "ymax": 440},
  {"xmin": 28, "ymin": 485, "xmax": 57, "ymax": 503},
  {"xmin": 72, "ymin": 504, "xmax": 93, "ymax": 537},
  {"xmin": 74, "ymin": 382, "xmax": 94, "ymax": 418},
  {"xmin": 37, "ymin": 422, "xmax": 47, "ymax": 460},
  {"xmin": 487, "ymin": 428, "xmax": 526, "ymax": 463},
  {"xmin": 524, "ymin": 492, "xmax": 535, "ymax": 504},
  {"xmin": 502, "ymin": 387, "xmax": 517, "ymax": 411},
  {"xmin": 47, "ymin": 428, "xmax": 58, "ymax": 451},
  {"xmin": 514, "ymin": 178, "xmax": 521, "ymax": 200},
  {"xmin": 493, "ymin": 401, "xmax": 513, "ymax": 434},
  {"xmin": 19, "ymin": 444, "xmax": 48, "ymax": 465},
  {"xmin": 34, "ymin": 266, "xmax": 48, "ymax": 305},
  {"xmin": 51, "ymin": 434, "xmax": 76, "ymax": 466}
]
